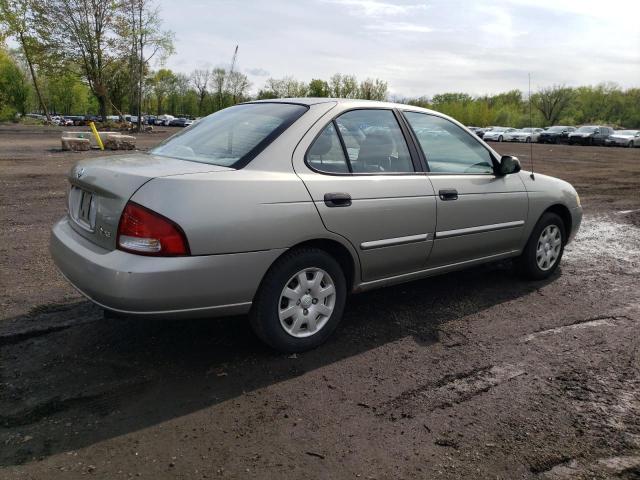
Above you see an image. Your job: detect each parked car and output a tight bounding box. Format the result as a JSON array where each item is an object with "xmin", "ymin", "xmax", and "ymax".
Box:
[
  {"xmin": 568, "ymin": 126, "xmax": 614, "ymax": 146},
  {"xmin": 169, "ymin": 117, "xmax": 194, "ymax": 127},
  {"xmin": 51, "ymin": 99, "xmax": 582, "ymax": 352},
  {"xmin": 504, "ymin": 128, "xmax": 545, "ymax": 143},
  {"xmin": 125, "ymin": 115, "xmax": 145, "ymax": 125},
  {"xmin": 538, "ymin": 126, "xmax": 576, "ymax": 144},
  {"xmin": 475, "ymin": 127, "xmax": 492, "ymax": 139},
  {"xmin": 605, "ymin": 130, "xmax": 640, "ymax": 148},
  {"xmin": 157, "ymin": 114, "xmax": 175, "ymax": 126},
  {"xmin": 482, "ymin": 127, "xmax": 517, "ymax": 142},
  {"xmin": 146, "ymin": 115, "xmax": 157, "ymax": 126},
  {"xmin": 66, "ymin": 115, "xmax": 85, "ymax": 126}
]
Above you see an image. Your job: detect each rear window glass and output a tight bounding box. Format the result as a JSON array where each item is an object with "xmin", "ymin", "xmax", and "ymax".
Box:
[{"xmin": 151, "ymin": 103, "xmax": 307, "ymax": 167}]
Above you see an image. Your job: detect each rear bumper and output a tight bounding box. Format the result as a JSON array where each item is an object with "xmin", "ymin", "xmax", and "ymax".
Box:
[{"xmin": 50, "ymin": 216, "xmax": 284, "ymax": 318}]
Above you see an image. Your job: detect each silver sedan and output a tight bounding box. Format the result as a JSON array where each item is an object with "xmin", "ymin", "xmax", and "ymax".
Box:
[{"xmin": 51, "ymin": 99, "xmax": 582, "ymax": 352}]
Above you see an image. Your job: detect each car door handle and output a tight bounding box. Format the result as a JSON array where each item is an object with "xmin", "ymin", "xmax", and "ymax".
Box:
[
  {"xmin": 439, "ymin": 189, "xmax": 458, "ymax": 201},
  {"xmin": 324, "ymin": 192, "xmax": 352, "ymax": 207}
]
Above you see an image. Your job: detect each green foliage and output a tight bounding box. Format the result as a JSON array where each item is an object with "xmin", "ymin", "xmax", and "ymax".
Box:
[
  {"xmin": 308, "ymin": 79, "xmax": 330, "ymax": 97},
  {"xmin": 403, "ymin": 84, "xmax": 639, "ymax": 128},
  {"xmin": 45, "ymin": 70, "xmax": 90, "ymax": 114},
  {"xmin": 0, "ymin": 47, "xmax": 30, "ymax": 119}
]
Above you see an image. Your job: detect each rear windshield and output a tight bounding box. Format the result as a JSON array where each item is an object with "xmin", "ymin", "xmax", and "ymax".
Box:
[{"xmin": 151, "ymin": 103, "xmax": 308, "ymax": 168}]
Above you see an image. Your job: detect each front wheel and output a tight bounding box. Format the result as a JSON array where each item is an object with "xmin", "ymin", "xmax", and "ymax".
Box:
[
  {"xmin": 517, "ymin": 212, "xmax": 566, "ymax": 280},
  {"xmin": 498, "ymin": 135, "xmax": 503, "ymax": 142},
  {"xmin": 250, "ymin": 248, "xmax": 347, "ymax": 353}
]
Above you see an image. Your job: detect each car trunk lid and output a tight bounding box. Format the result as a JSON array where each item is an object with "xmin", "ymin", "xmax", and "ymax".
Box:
[{"xmin": 67, "ymin": 153, "xmax": 232, "ymax": 250}]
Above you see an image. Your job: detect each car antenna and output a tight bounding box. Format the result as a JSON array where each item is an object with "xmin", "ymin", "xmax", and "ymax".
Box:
[{"xmin": 528, "ymin": 73, "xmax": 535, "ymax": 180}]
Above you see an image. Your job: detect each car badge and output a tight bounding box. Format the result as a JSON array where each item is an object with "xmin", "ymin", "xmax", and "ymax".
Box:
[{"xmin": 76, "ymin": 168, "xmax": 85, "ymax": 179}]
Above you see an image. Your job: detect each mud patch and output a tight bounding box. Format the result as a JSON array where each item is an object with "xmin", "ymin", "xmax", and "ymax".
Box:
[{"xmin": 379, "ymin": 364, "xmax": 526, "ymax": 419}]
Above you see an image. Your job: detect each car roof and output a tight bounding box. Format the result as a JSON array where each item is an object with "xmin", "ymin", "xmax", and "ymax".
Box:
[{"xmin": 246, "ymin": 97, "xmax": 443, "ymax": 115}]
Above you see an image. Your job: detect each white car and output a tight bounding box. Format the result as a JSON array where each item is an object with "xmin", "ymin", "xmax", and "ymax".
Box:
[
  {"xmin": 482, "ymin": 127, "xmax": 517, "ymax": 142},
  {"xmin": 605, "ymin": 130, "xmax": 640, "ymax": 148},
  {"xmin": 157, "ymin": 114, "xmax": 175, "ymax": 126},
  {"xmin": 505, "ymin": 128, "xmax": 545, "ymax": 143}
]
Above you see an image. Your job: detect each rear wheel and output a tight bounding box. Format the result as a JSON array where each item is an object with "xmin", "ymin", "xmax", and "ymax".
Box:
[
  {"xmin": 517, "ymin": 212, "xmax": 566, "ymax": 280},
  {"xmin": 250, "ymin": 248, "xmax": 347, "ymax": 353},
  {"xmin": 526, "ymin": 137, "xmax": 531, "ymax": 143},
  {"xmin": 498, "ymin": 135, "xmax": 503, "ymax": 142},
  {"xmin": 628, "ymin": 141, "xmax": 634, "ymax": 148}
]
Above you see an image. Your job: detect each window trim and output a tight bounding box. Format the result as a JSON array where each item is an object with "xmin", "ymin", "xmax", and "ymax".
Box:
[
  {"xmin": 400, "ymin": 110, "xmax": 501, "ymax": 176},
  {"xmin": 304, "ymin": 107, "xmax": 424, "ymax": 177}
]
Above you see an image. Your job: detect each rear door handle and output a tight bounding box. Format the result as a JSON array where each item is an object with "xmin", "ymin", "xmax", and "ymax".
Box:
[
  {"xmin": 324, "ymin": 192, "xmax": 352, "ymax": 207},
  {"xmin": 439, "ymin": 189, "xmax": 458, "ymax": 201}
]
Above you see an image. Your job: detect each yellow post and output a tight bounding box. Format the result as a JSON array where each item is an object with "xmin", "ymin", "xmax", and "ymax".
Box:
[{"xmin": 89, "ymin": 121, "xmax": 104, "ymax": 150}]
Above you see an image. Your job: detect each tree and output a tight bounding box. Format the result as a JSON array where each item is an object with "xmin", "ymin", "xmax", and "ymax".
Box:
[
  {"xmin": 46, "ymin": 70, "xmax": 89, "ymax": 114},
  {"xmin": 329, "ymin": 73, "xmax": 358, "ymax": 98},
  {"xmin": 117, "ymin": 0, "xmax": 173, "ymax": 129},
  {"xmin": 532, "ymin": 85, "xmax": 573, "ymax": 126},
  {"xmin": 226, "ymin": 71, "xmax": 250, "ymax": 104},
  {"xmin": 150, "ymin": 68, "xmax": 175, "ymax": 115},
  {"xmin": 42, "ymin": 0, "xmax": 120, "ymax": 119},
  {"xmin": 260, "ymin": 76, "xmax": 305, "ymax": 99},
  {"xmin": 308, "ymin": 78, "xmax": 329, "ymax": 97},
  {"xmin": 0, "ymin": 47, "xmax": 30, "ymax": 119},
  {"xmin": 191, "ymin": 68, "xmax": 210, "ymax": 115},
  {"xmin": 431, "ymin": 93, "xmax": 473, "ymax": 106},
  {"xmin": 0, "ymin": 0, "xmax": 50, "ymax": 120},
  {"xmin": 358, "ymin": 78, "xmax": 387, "ymax": 101},
  {"xmin": 211, "ymin": 67, "xmax": 227, "ymax": 110}
]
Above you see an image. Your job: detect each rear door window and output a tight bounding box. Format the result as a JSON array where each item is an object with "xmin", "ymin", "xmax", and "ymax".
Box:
[{"xmin": 336, "ymin": 110, "xmax": 414, "ymax": 173}]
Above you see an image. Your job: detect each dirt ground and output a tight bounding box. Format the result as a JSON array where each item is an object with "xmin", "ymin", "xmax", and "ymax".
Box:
[{"xmin": 0, "ymin": 123, "xmax": 639, "ymax": 479}]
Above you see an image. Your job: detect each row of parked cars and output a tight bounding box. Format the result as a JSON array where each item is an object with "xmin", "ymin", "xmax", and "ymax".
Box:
[
  {"xmin": 468, "ymin": 125, "xmax": 640, "ymax": 148},
  {"xmin": 24, "ymin": 113, "xmax": 196, "ymax": 128}
]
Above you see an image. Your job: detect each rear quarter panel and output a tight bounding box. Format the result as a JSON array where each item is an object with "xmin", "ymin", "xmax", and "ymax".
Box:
[
  {"xmin": 130, "ymin": 102, "xmax": 359, "ymax": 259},
  {"xmin": 131, "ymin": 169, "xmax": 332, "ymax": 255}
]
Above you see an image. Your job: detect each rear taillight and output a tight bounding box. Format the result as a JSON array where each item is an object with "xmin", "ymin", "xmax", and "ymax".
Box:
[{"xmin": 117, "ymin": 202, "xmax": 190, "ymax": 256}]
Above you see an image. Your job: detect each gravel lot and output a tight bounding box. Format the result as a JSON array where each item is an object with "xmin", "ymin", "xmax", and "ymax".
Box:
[{"xmin": 1, "ymin": 123, "xmax": 639, "ymax": 479}]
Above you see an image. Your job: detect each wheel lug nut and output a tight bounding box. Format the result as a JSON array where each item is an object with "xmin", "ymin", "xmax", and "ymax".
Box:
[
  {"xmin": 312, "ymin": 299, "xmax": 318, "ymax": 304},
  {"xmin": 303, "ymin": 309, "xmax": 308, "ymax": 315},
  {"xmin": 296, "ymin": 300, "xmax": 300, "ymax": 305}
]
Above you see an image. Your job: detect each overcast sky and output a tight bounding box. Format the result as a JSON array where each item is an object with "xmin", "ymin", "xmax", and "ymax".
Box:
[{"xmin": 158, "ymin": 0, "xmax": 640, "ymax": 98}]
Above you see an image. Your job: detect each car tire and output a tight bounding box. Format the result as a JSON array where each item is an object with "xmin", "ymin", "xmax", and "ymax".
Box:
[
  {"xmin": 517, "ymin": 212, "xmax": 566, "ymax": 281},
  {"xmin": 249, "ymin": 248, "xmax": 347, "ymax": 353},
  {"xmin": 526, "ymin": 137, "xmax": 531, "ymax": 143},
  {"xmin": 628, "ymin": 141, "xmax": 633, "ymax": 148},
  {"xmin": 498, "ymin": 135, "xmax": 503, "ymax": 142}
]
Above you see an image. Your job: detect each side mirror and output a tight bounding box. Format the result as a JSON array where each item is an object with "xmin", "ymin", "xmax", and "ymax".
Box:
[{"xmin": 498, "ymin": 155, "xmax": 521, "ymax": 175}]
